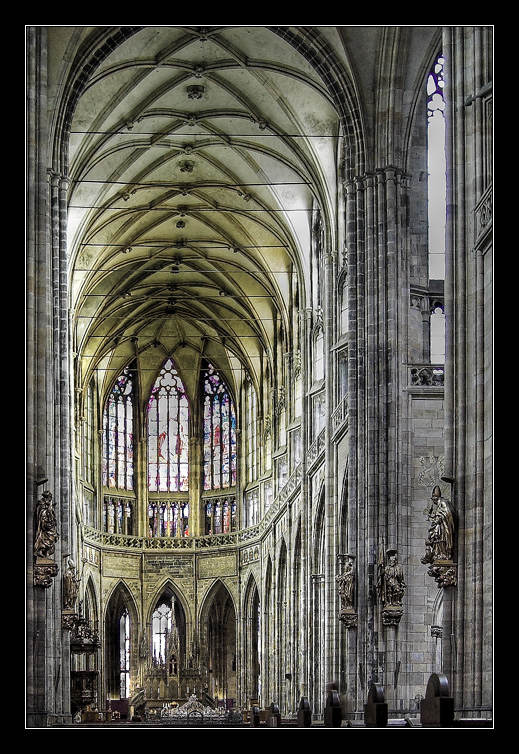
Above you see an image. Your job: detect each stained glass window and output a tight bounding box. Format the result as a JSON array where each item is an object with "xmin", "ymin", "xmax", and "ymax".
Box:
[
  {"xmin": 83, "ymin": 379, "xmax": 95, "ymax": 485},
  {"xmin": 148, "ymin": 501, "xmax": 189, "ymax": 538},
  {"xmin": 202, "ymin": 361, "xmax": 237, "ymax": 490},
  {"xmin": 147, "ymin": 358, "xmax": 189, "ymax": 492},
  {"xmin": 246, "ymin": 378, "xmax": 257, "ymax": 484},
  {"xmin": 204, "ymin": 496, "xmax": 237, "ymax": 534},
  {"xmin": 102, "ymin": 368, "xmax": 134, "ymax": 490},
  {"xmin": 104, "ymin": 496, "xmax": 134, "ymax": 535}
]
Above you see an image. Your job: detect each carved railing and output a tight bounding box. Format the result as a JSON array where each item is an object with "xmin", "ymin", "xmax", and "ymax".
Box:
[
  {"xmin": 408, "ymin": 364, "xmax": 445, "ymax": 387},
  {"xmin": 331, "ymin": 396, "xmax": 348, "ymax": 433},
  {"xmin": 196, "ymin": 532, "xmax": 238, "ymax": 548},
  {"xmin": 307, "ymin": 428, "xmax": 325, "ymax": 467},
  {"xmin": 145, "ymin": 535, "xmax": 194, "ymax": 550},
  {"xmin": 82, "ymin": 466, "xmax": 303, "ymax": 553}
]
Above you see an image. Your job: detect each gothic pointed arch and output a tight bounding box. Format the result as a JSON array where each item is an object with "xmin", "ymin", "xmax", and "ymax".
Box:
[
  {"xmin": 83, "ymin": 575, "xmax": 99, "ymax": 628},
  {"xmin": 312, "ymin": 487, "xmax": 326, "ymax": 714},
  {"xmin": 102, "ymin": 364, "xmax": 135, "ymax": 491},
  {"xmin": 200, "ymin": 359, "xmax": 237, "ymax": 491},
  {"xmin": 198, "ymin": 579, "xmax": 237, "ymax": 705},
  {"xmin": 104, "ymin": 581, "xmax": 140, "ymax": 702},
  {"xmin": 147, "ymin": 581, "xmax": 188, "ymax": 678}
]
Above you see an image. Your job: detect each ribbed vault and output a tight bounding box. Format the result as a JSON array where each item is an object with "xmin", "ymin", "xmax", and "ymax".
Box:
[{"xmin": 68, "ymin": 26, "xmax": 344, "ymax": 398}]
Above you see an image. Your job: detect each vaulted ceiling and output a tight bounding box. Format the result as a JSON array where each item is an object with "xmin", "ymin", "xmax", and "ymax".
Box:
[{"xmin": 67, "ymin": 26, "xmax": 343, "ymax": 400}]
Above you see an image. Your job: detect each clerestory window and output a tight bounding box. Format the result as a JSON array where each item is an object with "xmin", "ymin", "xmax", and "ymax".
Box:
[
  {"xmin": 102, "ymin": 368, "xmax": 134, "ymax": 490},
  {"xmin": 202, "ymin": 361, "xmax": 237, "ymax": 491},
  {"xmin": 147, "ymin": 358, "xmax": 189, "ymax": 492}
]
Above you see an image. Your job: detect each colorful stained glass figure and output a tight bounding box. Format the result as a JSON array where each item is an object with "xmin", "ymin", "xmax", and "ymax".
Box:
[
  {"xmin": 147, "ymin": 358, "xmax": 190, "ymax": 492},
  {"xmin": 201, "ymin": 361, "xmax": 237, "ymax": 490},
  {"xmin": 102, "ymin": 368, "xmax": 134, "ymax": 491}
]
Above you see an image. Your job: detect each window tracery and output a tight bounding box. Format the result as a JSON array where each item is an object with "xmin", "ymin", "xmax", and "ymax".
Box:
[
  {"xmin": 245, "ymin": 378, "xmax": 257, "ymax": 484},
  {"xmin": 102, "ymin": 368, "xmax": 134, "ymax": 490},
  {"xmin": 148, "ymin": 500, "xmax": 189, "ymax": 538},
  {"xmin": 147, "ymin": 358, "xmax": 189, "ymax": 492},
  {"xmin": 427, "ymin": 52, "xmax": 446, "ymax": 281},
  {"xmin": 202, "ymin": 361, "xmax": 237, "ymax": 491},
  {"xmin": 119, "ymin": 608, "xmax": 130, "ymax": 698},
  {"xmin": 204, "ymin": 495, "xmax": 237, "ymax": 535}
]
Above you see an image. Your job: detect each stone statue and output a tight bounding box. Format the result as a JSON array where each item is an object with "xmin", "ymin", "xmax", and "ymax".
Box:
[
  {"xmin": 34, "ymin": 491, "xmax": 59, "ymax": 559},
  {"xmin": 422, "ymin": 486, "xmax": 455, "ymax": 564},
  {"xmin": 382, "ymin": 550, "xmax": 406, "ymax": 607},
  {"xmin": 336, "ymin": 556, "xmax": 355, "ymax": 611},
  {"xmin": 63, "ymin": 557, "xmax": 80, "ymax": 610},
  {"xmin": 139, "ymin": 631, "xmax": 149, "ymax": 660}
]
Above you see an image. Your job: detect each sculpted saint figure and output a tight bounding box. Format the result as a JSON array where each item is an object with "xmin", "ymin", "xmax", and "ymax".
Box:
[
  {"xmin": 383, "ymin": 550, "xmax": 406, "ymax": 607},
  {"xmin": 423, "ymin": 486, "xmax": 455, "ymax": 563},
  {"xmin": 63, "ymin": 558, "xmax": 80, "ymax": 610},
  {"xmin": 34, "ymin": 491, "xmax": 59, "ymax": 559},
  {"xmin": 336, "ymin": 556, "xmax": 355, "ymax": 611}
]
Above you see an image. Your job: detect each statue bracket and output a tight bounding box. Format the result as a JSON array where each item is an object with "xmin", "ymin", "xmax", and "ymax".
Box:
[
  {"xmin": 382, "ymin": 606, "xmax": 403, "ymax": 627},
  {"xmin": 339, "ymin": 608, "xmax": 358, "ymax": 628},
  {"xmin": 34, "ymin": 558, "xmax": 58, "ymax": 588},
  {"xmin": 427, "ymin": 560, "xmax": 457, "ymax": 588}
]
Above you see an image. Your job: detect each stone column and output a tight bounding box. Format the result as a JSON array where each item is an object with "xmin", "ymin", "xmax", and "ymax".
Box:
[
  {"xmin": 442, "ymin": 24, "xmax": 493, "ymax": 717},
  {"xmin": 323, "ymin": 242, "xmax": 339, "ymax": 698}
]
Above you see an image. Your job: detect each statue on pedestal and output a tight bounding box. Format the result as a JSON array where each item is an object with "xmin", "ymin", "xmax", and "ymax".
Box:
[
  {"xmin": 34, "ymin": 490, "xmax": 59, "ymax": 559},
  {"xmin": 336, "ymin": 555, "xmax": 357, "ymax": 627},
  {"xmin": 377, "ymin": 547, "xmax": 406, "ymax": 626},
  {"xmin": 422, "ymin": 486, "xmax": 457, "ymax": 587},
  {"xmin": 63, "ymin": 558, "xmax": 81, "ymax": 610}
]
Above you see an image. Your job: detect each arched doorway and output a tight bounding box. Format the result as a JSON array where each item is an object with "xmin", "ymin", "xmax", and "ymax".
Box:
[
  {"xmin": 104, "ymin": 582, "xmax": 139, "ymax": 717},
  {"xmin": 243, "ymin": 574, "xmax": 261, "ymax": 707},
  {"xmin": 145, "ymin": 584, "xmax": 187, "ymax": 701},
  {"xmin": 200, "ymin": 581, "xmax": 237, "ymax": 709}
]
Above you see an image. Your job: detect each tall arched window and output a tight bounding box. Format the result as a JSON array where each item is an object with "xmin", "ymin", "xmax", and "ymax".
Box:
[
  {"xmin": 202, "ymin": 361, "xmax": 237, "ymax": 490},
  {"xmin": 83, "ymin": 379, "xmax": 95, "ymax": 485},
  {"xmin": 151, "ymin": 592, "xmax": 183, "ymax": 676},
  {"xmin": 119, "ymin": 608, "xmax": 130, "ymax": 699},
  {"xmin": 102, "ymin": 368, "xmax": 134, "ymax": 490},
  {"xmin": 427, "ymin": 51, "xmax": 446, "ymax": 281},
  {"xmin": 245, "ymin": 377, "xmax": 257, "ymax": 484},
  {"xmin": 147, "ymin": 358, "xmax": 189, "ymax": 492},
  {"xmin": 427, "ymin": 51, "xmax": 446, "ymax": 364},
  {"xmin": 313, "ymin": 327, "xmax": 324, "ymax": 382},
  {"xmin": 152, "ymin": 600, "xmax": 172, "ymax": 665},
  {"xmin": 339, "ymin": 277, "xmax": 348, "ymax": 335}
]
